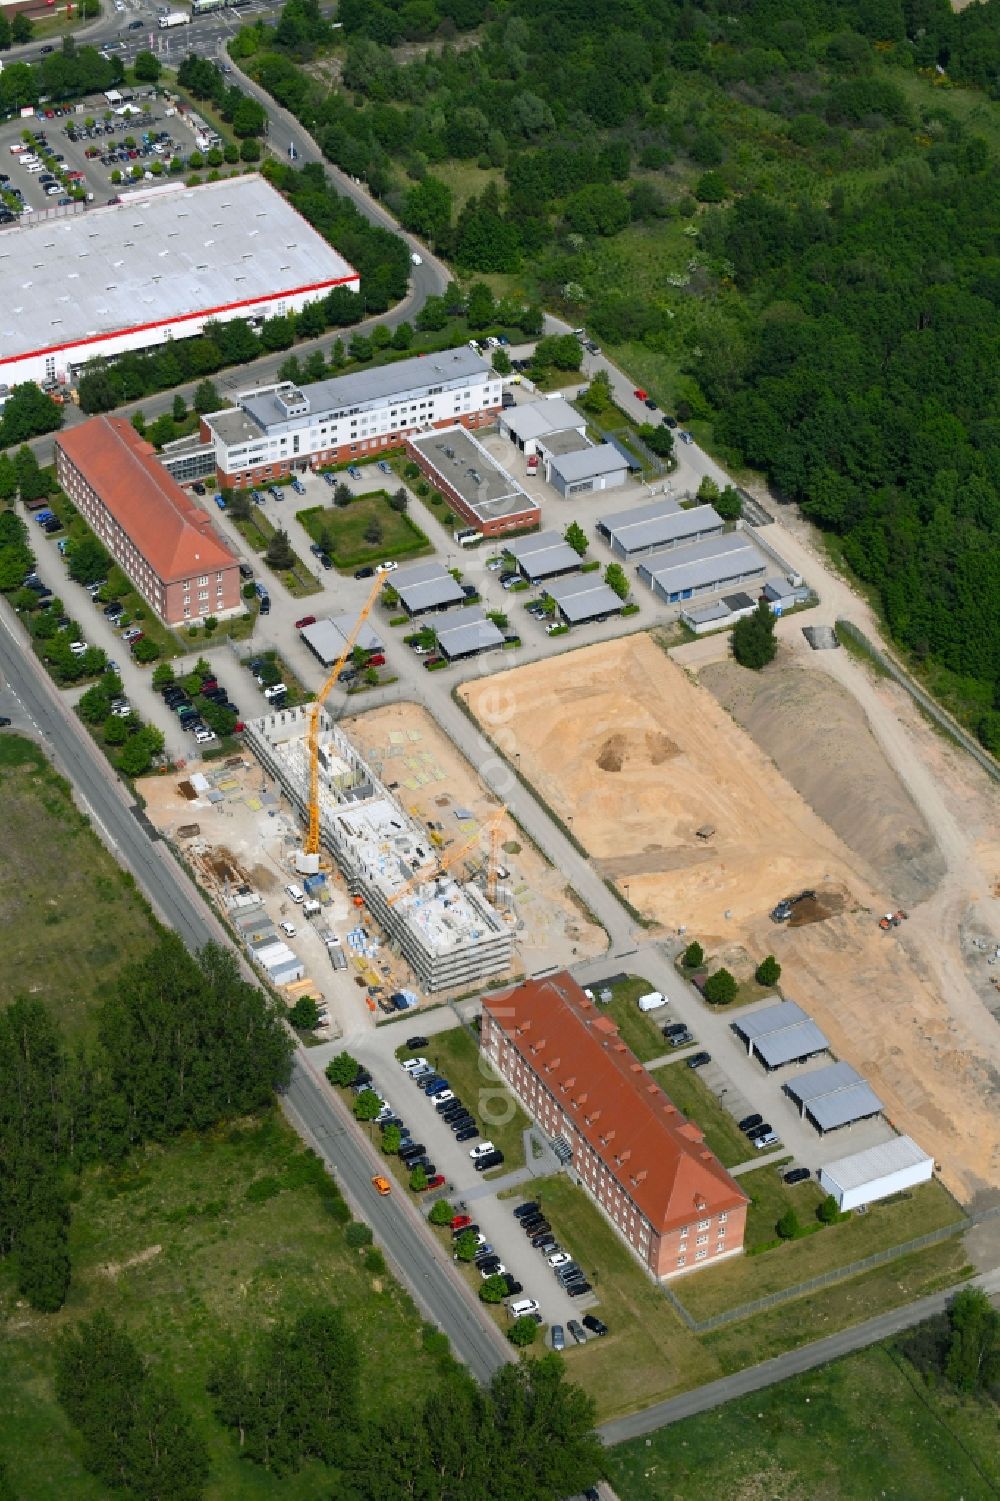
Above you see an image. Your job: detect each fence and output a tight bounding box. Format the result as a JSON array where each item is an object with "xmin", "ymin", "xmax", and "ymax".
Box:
[
  {"xmin": 836, "ymin": 621, "xmax": 1000, "ymax": 785},
  {"xmin": 666, "ymin": 1204, "xmax": 1000, "ymax": 1333}
]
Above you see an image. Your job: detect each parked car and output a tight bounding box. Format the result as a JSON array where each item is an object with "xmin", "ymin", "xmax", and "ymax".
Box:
[
  {"xmin": 295, "ymin": 614, "xmax": 316, "ymax": 630},
  {"xmin": 406, "ymin": 1035, "xmax": 428, "ymax": 1049},
  {"xmin": 514, "ymin": 1202, "xmax": 540, "ymax": 1220},
  {"xmin": 679, "ymin": 430, "xmax": 695, "ymax": 444},
  {"xmin": 633, "ymin": 388, "xmax": 648, "ymax": 401},
  {"xmin": 582, "ymin": 1315, "xmax": 608, "ymax": 1337},
  {"xmin": 375, "ymin": 560, "xmax": 398, "ymax": 574},
  {"xmin": 551, "ymin": 1325, "xmax": 565, "ymax": 1352},
  {"xmin": 739, "ymin": 1113, "xmax": 764, "ymax": 1134},
  {"xmin": 451, "ymin": 1214, "xmax": 471, "ymax": 1231},
  {"xmin": 455, "ymin": 1125, "xmax": 478, "ymax": 1143},
  {"xmin": 474, "ymin": 1150, "xmax": 504, "ymax": 1172},
  {"xmin": 355, "ymin": 566, "xmax": 375, "ymax": 579},
  {"xmin": 784, "ymin": 1167, "xmax": 811, "ymax": 1185},
  {"xmin": 567, "ymin": 1320, "xmax": 588, "ymax": 1345},
  {"xmin": 687, "ymin": 1051, "xmax": 711, "ymax": 1069}
]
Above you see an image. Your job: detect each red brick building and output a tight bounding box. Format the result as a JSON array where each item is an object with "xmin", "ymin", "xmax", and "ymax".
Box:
[
  {"xmin": 55, "ymin": 416, "xmax": 241, "ymax": 627},
  {"xmin": 481, "ymin": 974, "xmax": 748, "ymax": 1280}
]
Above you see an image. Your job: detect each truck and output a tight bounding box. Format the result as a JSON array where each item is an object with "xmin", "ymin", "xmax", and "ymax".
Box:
[
  {"xmin": 637, "ymin": 991, "xmax": 667, "ymax": 1013},
  {"xmin": 158, "ymin": 11, "xmax": 190, "ymax": 26}
]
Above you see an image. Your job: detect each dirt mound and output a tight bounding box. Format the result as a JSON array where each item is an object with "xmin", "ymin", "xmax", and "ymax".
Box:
[
  {"xmin": 787, "ymin": 886, "xmax": 846, "ymax": 926},
  {"xmin": 596, "ymin": 729, "xmax": 678, "ymax": 774},
  {"xmin": 646, "ymin": 730, "xmax": 679, "ymax": 764},
  {"xmin": 597, "ymin": 733, "xmax": 627, "ymax": 773},
  {"xmin": 701, "ymin": 654, "xmax": 945, "ymax": 908}
]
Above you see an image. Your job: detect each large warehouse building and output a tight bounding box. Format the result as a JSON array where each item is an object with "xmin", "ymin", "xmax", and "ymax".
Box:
[
  {"xmin": 598, "ymin": 497, "xmax": 725, "ymax": 559},
  {"xmin": 55, "ymin": 415, "xmax": 241, "ymax": 626},
  {"xmin": 482, "ymin": 973, "xmax": 749, "ymax": 1281},
  {"xmin": 243, "ymin": 708, "xmax": 513, "ymax": 992},
  {"xmin": 0, "ymin": 175, "xmax": 359, "ymax": 389},
  {"xmin": 204, "ymin": 349, "xmax": 502, "ymax": 487},
  {"xmin": 818, "ymin": 1137, "xmax": 934, "ymax": 1211}
]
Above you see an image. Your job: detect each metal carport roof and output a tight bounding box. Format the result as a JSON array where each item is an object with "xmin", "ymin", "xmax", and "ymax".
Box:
[
  {"xmin": 785, "ymin": 1061, "xmax": 883, "ymax": 1131},
  {"xmin": 734, "ymin": 1000, "xmax": 829, "ymax": 1070},
  {"xmin": 393, "ymin": 561, "xmax": 465, "ymax": 614}
]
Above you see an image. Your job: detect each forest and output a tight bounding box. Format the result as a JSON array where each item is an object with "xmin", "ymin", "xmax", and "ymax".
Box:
[{"xmin": 231, "ymin": 0, "xmax": 1000, "ymax": 745}]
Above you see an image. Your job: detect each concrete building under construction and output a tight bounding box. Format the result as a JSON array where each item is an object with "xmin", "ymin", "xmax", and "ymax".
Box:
[{"xmin": 243, "ymin": 708, "xmax": 514, "ymax": 992}]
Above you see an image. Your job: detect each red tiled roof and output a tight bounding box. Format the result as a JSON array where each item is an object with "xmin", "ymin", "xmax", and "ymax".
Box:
[
  {"xmin": 483, "ymin": 973, "xmax": 748, "ymax": 1231},
  {"xmin": 56, "ymin": 415, "xmax": 237, "ymax": 583}
]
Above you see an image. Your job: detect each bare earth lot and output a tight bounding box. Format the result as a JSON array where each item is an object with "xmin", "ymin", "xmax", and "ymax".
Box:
[{"xmin": 461, "ymin": 635, "xmax": 1000, "ymax": 1207}]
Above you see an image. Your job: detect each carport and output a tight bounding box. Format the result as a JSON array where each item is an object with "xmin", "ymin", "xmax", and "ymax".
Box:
[
  {"xmin": 392, "ymin": 561, "xmax": 465, "ymax": 617},
  {"xmin": 784, "ymin": 1061, "xmax": 883, "ymax": 1134},
  {"xmin": 733, "ymin": 1000, "xmax": 829, "ymax": 1071},
  {"xmin": 544, "ymin": 575, "xmax": 626, "ymax": 625},
  {"xmin": 301, "ymin": 616, "xmax": 384, "ymax": 667},
  {"xmin": 506, "ymin": 531, "xmax": 582, "ymax": 584},
  {"xmin": 434, "ymin": 606, "xmax": 505, "ymax": 661}
]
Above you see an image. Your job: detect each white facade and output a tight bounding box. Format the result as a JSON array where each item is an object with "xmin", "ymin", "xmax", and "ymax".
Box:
[
  {"xmin": 205, "ymin": 347, "xmax": 501, "ymax": 483},
  {"xmin": 818, "ymin": 1136, "xmax": 934, "ymax": 1211},
  {"xmin": 0, "ymin": 175, "xmax": 358, "ymax": 388}
]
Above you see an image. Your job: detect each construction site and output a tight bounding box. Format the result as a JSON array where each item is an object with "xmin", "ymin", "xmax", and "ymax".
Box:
[{"xmin": 461, "ymin": 632, "xmax": 1000, "ymax": 1208}]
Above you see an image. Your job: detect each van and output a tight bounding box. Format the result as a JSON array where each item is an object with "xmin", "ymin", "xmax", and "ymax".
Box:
[
  {"xmin": 284, "ymin": 883, "xmax": 305, "ymax": 905},
  {"xmin": 509, "ymin": 1299, "xmax": 539, "ymax": 1319},
  {"xmin": 303, "ymin": 899, "xmax": 322, "ymax": 918},
  {"xmin": 454, "ymin": 527, "xmax": 479, "ymax": 546},
  {"xmin": 410, "ymin": 251, "xmax": 422, "ymax": 266},
  {"xmin": 637, "ymin": 991, "xmax": 667, "ymax": 1012}
]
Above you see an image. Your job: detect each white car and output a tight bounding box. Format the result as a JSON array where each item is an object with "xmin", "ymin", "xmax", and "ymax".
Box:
[
  {"xmin": 548, "ymin": 1251, "xmax": 571, "ymax": 1268},
  {"xmin": 69, "ymin": 641, "xmax": 88, "ymax": 656},
  {"xmin": 279, "ymin": 920, "xmax": 297, "ymax": 938},
  {"xmin": 509, "ymin": 1298, "xmax": 539, "ymax": 1318},
  {"xmin": 469, "ymin": 1141, "xmax": 496, "ymax": 1160},
  {"xmin": 263, "ymin": 683, "xmax": 287, "ymax": 699},
  {"xmin": 401, "ymin": 1057, "xmax": 429, "ymax": 1072},
  {"xmin": 480, "ymin": 1262, "xmax": 506, "ymax": 1279},
  {"xmin": 433, "ymin": 1090, "xmax": 455, "ymax": 1104},
  {"xmin": 194, "ymin": 728, "xmax": 216, "ymax": 745},
  {"xmin": 375, "ymin": 560, "xmax": 398, "ymax": 574},
  {"xmin": 112, "ymin": 704, "xmax": 133, "ymax": 718}
]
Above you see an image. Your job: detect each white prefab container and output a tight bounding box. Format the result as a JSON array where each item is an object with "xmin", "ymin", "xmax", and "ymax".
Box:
[
  {"xmin": 818, "ymin": 1135, "xmax": 934, "ymax": 1212},
  {"xmin": 637, "ymin": 991, "xmax": 667, "ymax": 1012}
]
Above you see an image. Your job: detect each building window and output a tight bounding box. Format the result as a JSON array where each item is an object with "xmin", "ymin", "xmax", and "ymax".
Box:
[
  {"xmin": 697, "ymin": 1234, "xmax": 708, "ymax": 1245},
  {"xmin": 676, "ymin": 1255, "xmax": 686, "ymax": 1267},
  {"xmin": 695, "ymin": 1249, "xmax": 707, "ymax": 1261},
  {"xmin": 698, "ymin": 1219, "xmax": 711, "ymax": 1231},
  {"xmin": 718, "ymin": 1212, "xmax": 728, "ymax": 1223}
]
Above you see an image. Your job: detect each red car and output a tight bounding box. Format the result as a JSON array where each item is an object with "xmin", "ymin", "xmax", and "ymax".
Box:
[
  {"xmin": 427, "ymin": 1174, "xmax": 446, "ymax": 1190},
  {"xmin": 295, "ymin": 614, "xmax": 316, "ymax": 630},
  {"xmin": 450, "ymin": 1213, "xmax": 471, "ymax": 1231},
  {"xmin": 366, "ymin": 652, "xmax": 386, "ymax": 667},
  {"xmin": 633, "ymin": 387, "xmax": 648, "ymax": 401}
]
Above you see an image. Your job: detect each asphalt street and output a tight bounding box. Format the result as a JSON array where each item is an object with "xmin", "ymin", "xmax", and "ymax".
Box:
[{"xmin": 598, "ymin": 1265, "xmax": 1000, "ymax": 1444}]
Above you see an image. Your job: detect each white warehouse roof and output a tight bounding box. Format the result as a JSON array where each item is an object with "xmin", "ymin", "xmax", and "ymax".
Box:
[
  {"xmin": 820, "ymin": 1136, "xmax": 933, "ymax": 1194},
  {"xmin": 0, "ymin": 175, "xmax": 358, "ymax": 368},
  {"xmin": 501, "ymin": 397, "xmax": 584, "ymax": 443}
]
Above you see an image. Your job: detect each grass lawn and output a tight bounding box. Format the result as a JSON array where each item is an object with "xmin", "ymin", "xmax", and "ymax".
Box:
[
  {"xmin": 606, "ymin": 1337, "xmax": 1000, "ymax": 1501},
  {"xmin": 0, "ymin": 1113, "xmax": 441, "ymax": 1501},
  {"xmin": 395, "ymin": 1024, "xmax": 529, "ymax": 1172},
  {"xmin": 524, "ymin": 1175, "xmax": 720, "ymax": 1421},
  {"xmin": 648, "ymin": 1061, "xmax": 754, "ymax": 1170},
  {"xmin": 597, "ymin": 976, "xmax": 669, "ymax": 1062},
  {"xmin": 677, "ymin": 1179, "xmax": 965, "ymax": 1324},
  {"xmin": 299, "ymin": 492, "xmax": 431, "ymax": 571},
  {"xmin": 737, "ymin": 1159, "xmax": 826, "ymax": 1251},
  {"xmin": 231, "ymin": 504, "xmax": 321, "ymax": 597},
  {"xmin": 0, "ymin": 735, "xmax": 160, "ymax": 1046}
]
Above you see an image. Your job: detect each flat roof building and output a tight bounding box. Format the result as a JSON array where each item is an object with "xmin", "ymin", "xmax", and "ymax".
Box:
[
  {"xmin": 638, "ymin": 532, "xmax": 768, "ymax": 605},
  {"xmin": 506, "ymin": 530, "xmax": 582, "ymax": 583},
  {"xmin": 1, "ymin": 176, "xmax": 359, "ymax": 387},
  {"xmin": 392, "ymin": 561, "xmax": 466, "ymax": 617},
  {"xmin": 482, "ymin": 973, "xmax": 748, "ymax": 1281},
  {"xmin": 733, "ymin": 1000, "xmax": 829, "ymax": 1071},
  {"xmin": 407, "ymin": 427, "xmax": 539, "ymax": 538},
  {"xmin": 545, "ymin": 574, "xmax": 627, "ymax": 625},
  {"xmin": 784, "ymin": 1062, "xmax": 884, "ymax": 1133},
  {"xmin": 205, "ymin": 348, "xmax": 502, "ymax": 487},
  {"xmin": 546, "ymin": 442, "xmax": 630, "ymax": 498},
  {"xmin": 433, "ymin": 605, "xmax": 505, "ymax": 660},
  {"xmin": 498, "ymin": 397, "xmax": 585, "ymax": 455},
  {"xmin": 55, "ymin": 415, "xmax": 241, "ymax": 627},
  {"xmin": 598, "ymin": 498, "xmax": 725, "ymax": 559},
  {"xmin": 300, "ymin": 616, "xmax": 384, "ymax": 667},
  {"xmin": 244, "ymin": 708, "xmax": 513, "ymax": 992},
  {"xmin": 818, "ymin": 1136, "xmax": 934, "ymax": 1211}
]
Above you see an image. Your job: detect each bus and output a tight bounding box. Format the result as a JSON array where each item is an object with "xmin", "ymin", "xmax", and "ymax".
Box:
[{"xmin": 191, "ymin": 0, "xmax": 225, "ymax": 13}]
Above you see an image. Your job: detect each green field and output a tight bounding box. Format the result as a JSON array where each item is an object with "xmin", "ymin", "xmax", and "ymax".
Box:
[
  {"xmin": 678, "ymin": 1179, "xmax": 965, "ymax": 1324},
  {"xmin": 649, "ymin": 1060, "xmax": 754, "ymax": 1169},
  {"xmin": 396, "ymin": 1023, "xmax": 530, "ymax": 1171},
  {"xmin": 0, "ymin": 736, "xmax": 160, "ymax": 1044},
  {"xmin": 299, "ymin": 492, "xmax": 431, "ymax": 571},
  {"xmin": 596, "ymin": 977, "xmax": 670, "ymax": 1061},
  {"xmin": 607, "ymin": 1339, "xmax": 1000, "ymax": 1501},
  {"xmin": 0, "ymin": 1114, "xmax": 440, "ymax": 1501}
]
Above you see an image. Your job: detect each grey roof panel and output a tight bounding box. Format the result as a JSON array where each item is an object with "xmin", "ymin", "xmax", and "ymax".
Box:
[
  {"xmin": 598, "ymin": 496, "xmax": 681, "ymax": 531},
  {"xmin": 301, "ymin": 616, "xmax": 383, "ymax": 665},
  {"xmin": 735, "ymin": 1000, "xmax": 812, "ymax": 1040},
  {"xmin": 786, "ymin": 1061, "xmax": 883, "ymax": 1130},
  {"xmin": 605, "ymin": 502, "xmax": 724, "ymax": 555},
  {"xmin": 753, "ymin": 1022, "xmax": 829, "ymax": 1068},
  {"xmin": 549, "ymin": 443, "xmax": 628, "ymax": 482},
  {"xmin": 434, "ymin": 605, "xmax": 505, "ymax": 657},
  {"xmin": 545, "ymin": 575, "xmax": 625, "ymax": 622},
  {"xmin": 500, "ymin": 398, "xmax": 583, "ymax": 442},
  {"xmin": 820, "ymin": 1136, "xmax": 932, "ymax": 1192},
  {"xmin": 393, "ymin": 562, "xmax": 465, "ymax": 613},
  {"xmin": 639, "ymin": 535, "xmax": 767, "ymax": 596}
]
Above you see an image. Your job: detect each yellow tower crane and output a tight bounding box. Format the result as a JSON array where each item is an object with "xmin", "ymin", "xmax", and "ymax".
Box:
[
  {"xmin": 387, "ymin": 807, "xmax": 507, "ymax": 907},
  {"xmin": 298, "ymin": 573, "xmax": 386, "ymax": 868}
]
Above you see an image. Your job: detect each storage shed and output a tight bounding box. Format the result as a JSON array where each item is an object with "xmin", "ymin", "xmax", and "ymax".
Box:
[
  {"xmin": 301, "ymin": 616, "xmax": 384, "ymax": 666},
  {"xmin": 546, "ymin": 443, "xmax": 629, "ymax": 497},
  {"xmin": 818, "ymin": 1136, "xmax": 934, "ymax": 1211},
  {"xmin": 733, "ymin": 1000, "xmax": 829, "ymax": 1071},
  {"xmin": 597, "ymin": 498, "xmax": 725, "ymax": 559},
  {"xmin": 638, "ymin": 532, "xmax": 768, "ymax": 604}
]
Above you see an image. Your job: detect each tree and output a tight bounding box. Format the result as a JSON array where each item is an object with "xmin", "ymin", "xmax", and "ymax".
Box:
[
  {"xmin": 564, "ymin": 521, "xmax": 588, "ymax": 556},
  {"xmin": 55, "ymin": 1312, "xmax": 209, "ymax": 1499},
  {"xmin": 381, "ymin": 1122, "xmax": 402, "ymax": 1155},
  {"xmin": 409, "ymin": 1162, "xmax": 428, "ymax": 1192},
  {"xmin": 326, "ymin": 1051, "xmax": 360, "ymax": 1087},
  {"xmin": 732, "ymin": 599, "xmax": 777, "ymax": 670},
  {"xmin": 345, "ymin": 1221, "xmax": 374, "ymax": 1248},
  {"xmin": 715, "ymin": 485, "xmax": 743, "ymax": 522},
  {"xmin": 11, "ymin": 14, "xmax": 32, "ymax": 45},
  {"xmin": 0, "ymin": 454, "xmax": 18, "ymax": 501},
  {"xmin": 0, "ymin": 383, "xmax": 63, "ymax": 447},
  {"xmin": 95, "ymin": 936, "xmax": 293, "ymax": 1153},
  {"xmin": 289, "ymin": 996, "xmax": 320, "ymax": 1029},
  {"xmin": 152, "ymin": 662, "xmax": 175, "ymax": 690},
  {"xmin": 390, "ymin": 321, "xmax": 413, "ymax": 350},
  {"xmin": 703, "ymin": 967, "xmax": 737, "ymax": 1005},
  {"xmin": 428, "ymin": 1198, "xmax": 454, "ymax": 1225},
  {"xmin": 637, "ymin": 422, "xmax": 674, "ymax": 459},
  {"xmin": 479, "ymin": 1273, "xmax": 507, "ymax": 1303},
  {"xmin": 193, "ymin": 378, "xmax": 220, "ymax": 414},
  {"xmin": 492, "ymin": 346, "xmax": 511, "ymax": 375},
  {"xmin": 264, "ymin": 529, "xmax": 295, "ymax": 571},
  {"xmin": 681, "ymin": 940, "xmax": 704, "ymax": 969},
  {"xmin": 697, "ymin": 476, "xmax": 721, "ymax": 504},
  {"xmin": 333, "ymin": 482, "xmax": 352, "ymax": 508},
  {"xmin": 454, "ymin": 1229, "xmax": 479, "ymax": 1262},
  {"xmin": 353, "ymin": 1088, "xmax": 383, "ymax": 1122},
  {"xmin": 776, "ymin": 1208, "xmax": 800, "ymax": 1239},
  {"xmin": 131, "ymin": 637, "xmax": 160, "ymax": 665},
  {"xmin": 363, "ymin": 515, "xmax": 384, "ymax": 546},
  {"xmin": 16, "ymin": 1215, "xmax": 70, "ymax": 1313},
  {"xmin": 133, "ymin": 50, "xmax": 161, "ymax": 82},
  {"xmin": 755, "ymin": 955, "xmax": 781, "ymax": 986},
  {"xmin": 507, "ymin": 1316, "xmax": 538, "ymax": 1346},
  {"xmin": 604, "ymin": 563, "xmax": 629, "ymax": 600},
  {"xmin": 817, "ymin": 1195, "xmax": 841, "ymax": 1225},
  {"xmin": 532, "ymin": 334, "xmax": 582, "ymax": 372},
  {"xmin": 388, "ymin": 487, "xmax": 408, "ymax": 513},
  {"xmin": 945, "ymin": 1289, "xmax": 1000, "ymax": 1393},
  {"xmin": 14, "ymin": 445, "xmax": 48, "ymax": 502},
  {"xmin": 695, "ymin": 170, "xmax": 727, "ymax": 202}
]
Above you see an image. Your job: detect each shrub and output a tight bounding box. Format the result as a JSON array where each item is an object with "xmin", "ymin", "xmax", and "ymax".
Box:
[
  {"xmin": 507, "ymin": 1316, "xmax": 538, "ymax": 1346},
  {"xmin": 703, "ymin": 967, "xmax": 738, "ymax": 1005},
  {"xmin": 681, "ymin": 940, "xmax": 704, "ymax": 969},
  {"xmin": 345, "ymin": 1221, "xmax": 374, "ymax": 1248},
  {"xmin": 777, "ymin": 1208, "xmax": 800, "ymax": 1239},
  {"xmin": 755, "ymin": 955, "xmax": 781, "ymax": 987}
]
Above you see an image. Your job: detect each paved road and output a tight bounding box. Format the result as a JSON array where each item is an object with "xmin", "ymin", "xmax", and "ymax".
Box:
[
  {"xmin": 598, "ymin": 1265, "xmax": 1000, "ymax": 1444},
  {"xmin": 0, "ymin": 595, "xmax": 512, "ymax": 1384}
]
